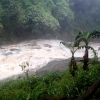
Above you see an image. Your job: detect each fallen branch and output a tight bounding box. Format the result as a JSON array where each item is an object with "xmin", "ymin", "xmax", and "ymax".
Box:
[{"xmin": 78, "ymin": 77, "xmax": 100, "ymax": 100}]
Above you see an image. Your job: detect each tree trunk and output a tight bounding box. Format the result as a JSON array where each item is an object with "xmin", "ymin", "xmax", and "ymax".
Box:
[
  {"xmin": 83, "ymin": 48, "xmax": 89, "ymax": 70},
  {"xmin": 69, "ymin": 55, "xmax": 78, "ymax": 77},
  {"xmin": 78, "ymin": 77, "xmax": 100, "ymax": 100}
]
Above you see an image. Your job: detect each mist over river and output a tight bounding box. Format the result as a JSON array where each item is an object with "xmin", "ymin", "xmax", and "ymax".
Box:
[{"xmin": 0, "ymin": 39, "xmax": 100, "ymax": 81}]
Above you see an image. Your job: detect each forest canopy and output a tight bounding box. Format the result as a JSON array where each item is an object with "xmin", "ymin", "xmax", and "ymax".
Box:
[{"xmin": 0, "ymin": 0, "xmax": 100, "ymax": 37}]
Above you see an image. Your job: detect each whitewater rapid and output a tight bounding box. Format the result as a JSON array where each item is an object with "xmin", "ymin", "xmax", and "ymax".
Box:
[{"xmin": 0, "ymin": 39, "xmax": 100, "ymax": 81}]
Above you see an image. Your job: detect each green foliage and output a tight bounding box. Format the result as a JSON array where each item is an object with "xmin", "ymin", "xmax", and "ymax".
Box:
[
  {"xmin": 0, "ymin": 23, "xmax": 3, "ymax": 35},
  {"xmin": 0, "ymin": 23, "xmax": 3, "ymax": 29},
  {"xmin": 89, "ymin": 54, "xmax": 99, "ymax": 65},
  {"xmin": 71, "ymin": 0, "xmax": 100, "ymax": 32},
  {"xmin": 60, "ymin": 41, "xmax": 78, "ymax": 76},
  {"xmin": 0, "ymin": 64, "xmax": 100, "ymax": 99},
  {"xmin": 19, "ymin": 61, "xmax": 33, "ymax": 100},
  {"xmin": 1, "ymin": 0, "xmax": 100, "ymax": 37},
  {"xmin": 75, "ymin": 31, "xmax": 100, "ymax": 70},
  {"xmin": 0, "ymin": 0, "xmax": 75, "ymax": 36},
  {"xmin": 25, "ymin": 1, "xmax": 60, "ymax": 33},
  {"xmin": 53, "ymin": 0, "xmax": 74, "ymax": 21},
  {"xmin": 0, "ymin": 0, "xmax": 26, "ymax": 36}
]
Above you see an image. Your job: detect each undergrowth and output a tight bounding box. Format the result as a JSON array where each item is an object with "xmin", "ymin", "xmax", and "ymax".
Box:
[{"xmin": 0, "ymin": 63, "xmax": 100, "ymax": 100}]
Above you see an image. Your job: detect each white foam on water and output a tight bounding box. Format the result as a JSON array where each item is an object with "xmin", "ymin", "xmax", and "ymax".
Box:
[{"xmin": 0, "ymin": 39, "xmax": 99, "ymax": 80}]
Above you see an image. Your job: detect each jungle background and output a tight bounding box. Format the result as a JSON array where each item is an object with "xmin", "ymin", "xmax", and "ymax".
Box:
[{"xmin": 0, "ymin": 0, "xmax": 100, "ymax": 41}]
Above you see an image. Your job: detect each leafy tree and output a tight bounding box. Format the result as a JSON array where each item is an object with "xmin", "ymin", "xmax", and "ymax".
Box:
[
  {"xmin": 25, "ymin": 2, "xmax": 60, "ymax": 34},
  {"xmin": 0, "ymin": 0, "xmax": 74, "ymax": 36},
  {"xmin": 45, "ymin": 0, "xmax": 55, "ymax": 10},
  {"xmin": 75, "ymin": 31, "xmax": 100, "ymax": 70},
  {"xmin": 0, "ymin": 0, "xmax": 26, "ymax": 36},
  {"xmin": 71, "ymin": 0, "xmax": 100, "ymax": 32},
  {"xmin": 52, "ymin": 0, "xmax": 74, "ymax": 31},
  {"xmin": 1, "ymin": 0, "xmax": 100, "ymax": 38}
]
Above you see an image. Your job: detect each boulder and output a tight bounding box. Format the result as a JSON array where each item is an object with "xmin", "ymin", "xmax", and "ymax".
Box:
[
  {"xmin": 36, "ymin": 59, "xmax": 69, "ymax": 76},
  {"xmin": 36, "ymin": 57, "xmax": 83, "ymax": 76}
]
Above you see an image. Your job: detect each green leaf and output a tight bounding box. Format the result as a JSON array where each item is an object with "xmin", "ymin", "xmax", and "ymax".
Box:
[{"xmin": 60, "ymin": 41, "xmax": 72, "ymax": 48}]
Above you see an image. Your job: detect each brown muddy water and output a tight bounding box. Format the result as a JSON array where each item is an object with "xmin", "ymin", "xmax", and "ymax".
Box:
[{"xmin": 0, "ymin": 39, "xmax": 99, "ymax": 81}]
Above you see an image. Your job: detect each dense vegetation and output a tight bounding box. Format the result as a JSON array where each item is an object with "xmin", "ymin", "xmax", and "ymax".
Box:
[
  {"xmin": 0, "ymin": 0, "xmax": 100, "ymax": 39},
  {"xmin": 0, "ymin": 63, "xmax": 100, "ymax": 100}
]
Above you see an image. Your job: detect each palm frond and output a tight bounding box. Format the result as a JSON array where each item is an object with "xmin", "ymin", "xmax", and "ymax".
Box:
[
  {"xmin": 74, "ymin": 37, "xmax": 87, "ymax": 47},
  {"xmin": 78, "ymin": 45, "xmax": 86, "ymax": 49},
  {"xmin": 87, "ymin": 46, "xmax": 97, "ymax": 56},
  {"xmin": 89, "ymin": 31, "xmax": 100, "ymax": 40},
  {"xmin": 78, "ymin": 45, "xmax": 97, "ymax": 56},
  {"xmin": 75, "ymin": 31, "xmax": 84, "ymax": 41},
  {"xmin": 60, "ymin": 41, "xmax": 72, "ymax": 48},
  {"xmin": 86, "ymin": 32, "xmax": 92, "ymax": 41}
]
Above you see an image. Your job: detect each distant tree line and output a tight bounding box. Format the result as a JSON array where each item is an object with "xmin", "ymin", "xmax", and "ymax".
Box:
[{"xmin": 0, "ymin": 0, "xmax": 100, "ymax": 37}]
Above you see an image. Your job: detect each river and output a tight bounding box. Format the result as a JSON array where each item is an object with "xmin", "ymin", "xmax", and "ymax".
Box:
[{"xmin": 0, "ymin": 39, "xmax": 99, "ymax": 81}]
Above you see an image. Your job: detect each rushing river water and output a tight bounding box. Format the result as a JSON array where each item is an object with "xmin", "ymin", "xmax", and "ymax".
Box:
[{"xmin": 0, "ymin": 39, "xmax": 100, "ymax": 81}]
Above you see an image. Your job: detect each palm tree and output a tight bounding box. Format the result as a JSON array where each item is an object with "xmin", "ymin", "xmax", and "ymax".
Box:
[
  {"xmin": 75, "ymin": 31, "xmax": 100, "ymax": 70},
  {"xmin": 60, "ymin": 41, "xmax": 78, "ymax": 76}
]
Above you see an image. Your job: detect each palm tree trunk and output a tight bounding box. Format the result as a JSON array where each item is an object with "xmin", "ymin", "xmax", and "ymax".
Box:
[
  {"xmin": 83, "ymin": 48, "xmax": 89, "ymax": 70},
  {"xmin": 69, "ymin": 55, "xmax": 78, "ymax": 77}
]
